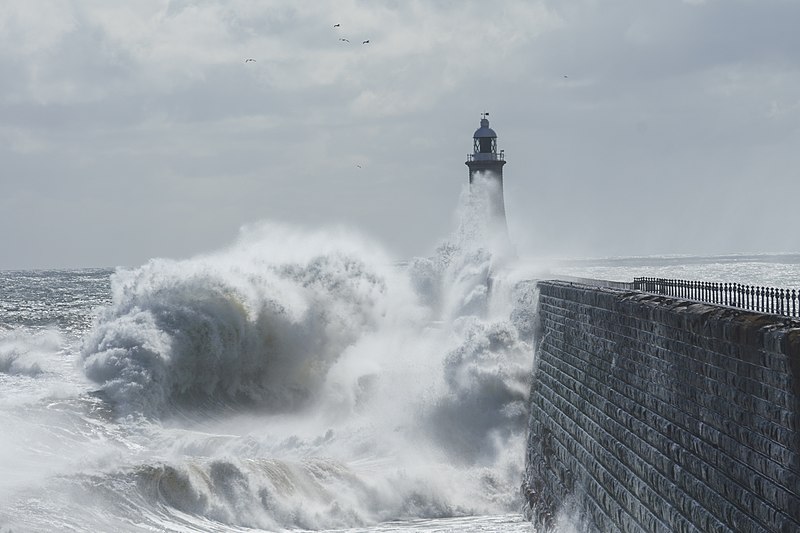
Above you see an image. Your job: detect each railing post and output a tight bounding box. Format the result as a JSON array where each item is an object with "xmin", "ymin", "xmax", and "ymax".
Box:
[
  {"xmin": 780, "ymin": 289, "xmax": 786, "ymax": 315},
  {"xmin": 773, "ymin": 287, "xmax": 778, "ymax": 314},
  {"xmin": 773, "ymin": 288, "xmax": 778, "ymax": 314}
]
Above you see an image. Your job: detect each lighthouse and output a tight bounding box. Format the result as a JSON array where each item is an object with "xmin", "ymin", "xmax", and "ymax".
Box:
[{"xmin": 465, "ymin": 113, "xmax": 511, "ymax": 251}]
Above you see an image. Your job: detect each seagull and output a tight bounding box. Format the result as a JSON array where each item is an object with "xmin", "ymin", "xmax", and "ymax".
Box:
[
  {"xmin": 339, "ymin": 38, "xmax": 350, "ymax": 42},
  {"xmin": 245, "ymin": 58, "xmax": 256, "ymax": 63},
  {"xmin": 563, "ymin": 75, "xmax": 568, "ymax": 78},
  {"xmin": 333, "ymin": 23, "xmax": 340, "ymax": 27},
  {"xmin": 362, "ymin": 40, "xmax": 370, "ymax": 44},
  {"xmin": 356, "ymin": 164, "xmax": 362, "ymax": 168}
]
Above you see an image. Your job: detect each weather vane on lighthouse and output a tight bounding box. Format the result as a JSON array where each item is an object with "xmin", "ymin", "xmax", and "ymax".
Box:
[{"xmin": 465, "ymin": 112, "xmax": 511, "ymax": 252}]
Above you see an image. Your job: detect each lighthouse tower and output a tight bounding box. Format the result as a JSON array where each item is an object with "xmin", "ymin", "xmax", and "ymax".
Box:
[{"xmin": 465, "ymin": 113, "xmax": 510, "ymax": 248}]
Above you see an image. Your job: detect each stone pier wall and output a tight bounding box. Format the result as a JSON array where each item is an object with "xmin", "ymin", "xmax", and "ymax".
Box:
[{"xmin": 523, "ymin": 281, "xmax": 800, "ymax": 532}]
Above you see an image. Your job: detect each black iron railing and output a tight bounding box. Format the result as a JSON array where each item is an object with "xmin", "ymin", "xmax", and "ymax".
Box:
[{"xmin": 633, "ymin": 277, "xmax": 800, "ymax": 317}]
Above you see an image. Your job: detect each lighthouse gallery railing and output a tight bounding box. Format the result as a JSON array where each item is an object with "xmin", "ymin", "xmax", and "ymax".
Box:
[
  {"xmin": 466, "ymin": 150, "xmax": 505, "ymax": 162},
  {"xmin": 633, "ymin": 277, "xmax": 800, "ymax": 318}
]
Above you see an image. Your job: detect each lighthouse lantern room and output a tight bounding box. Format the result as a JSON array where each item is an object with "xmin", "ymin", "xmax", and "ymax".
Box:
[{"xmin": 465, "ymin": 112, "xmax": 509, "ymax": 245}]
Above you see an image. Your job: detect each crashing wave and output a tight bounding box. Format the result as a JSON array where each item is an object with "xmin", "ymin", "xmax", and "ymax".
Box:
[
  {"xmin": 0, "ymin": 328, "xmax": 63, "ymax": 377},
  {"xmin": 70, "ymin": 217, "xmax": 540, "ymax": 529},
  {"xmin": 80, "ymin": 225, "xmax": 401, "ymax": 417}
]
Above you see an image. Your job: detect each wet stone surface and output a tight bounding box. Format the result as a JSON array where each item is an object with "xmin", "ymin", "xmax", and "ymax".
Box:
[{"xmin": 523, "ymin": 281, "xmax": 800, "ymax": 532}]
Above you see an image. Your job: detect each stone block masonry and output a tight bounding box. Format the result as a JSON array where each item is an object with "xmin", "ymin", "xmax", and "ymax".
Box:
[{"xmin": 523, "ymin": 280, "xmax": 800, "ymax": 532}]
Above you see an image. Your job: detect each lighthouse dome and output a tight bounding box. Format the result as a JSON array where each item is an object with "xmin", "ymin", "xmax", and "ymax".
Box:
[{"xmin": 473, "ymin": 118, "xmax": 497, "ymax": 138}]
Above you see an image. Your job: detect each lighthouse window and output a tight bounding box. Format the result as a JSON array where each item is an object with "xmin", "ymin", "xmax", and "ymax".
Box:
[{"xmin": 479, "ymin": 137, "xmax": 492, "ymax": 153}]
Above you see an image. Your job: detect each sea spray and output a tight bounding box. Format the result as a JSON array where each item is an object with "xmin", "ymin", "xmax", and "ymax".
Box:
[
  {"xmin": 423, "ymin": 317, "xmax": 531, "ymax": 464},
  {"xmin": 0, "ymin": 328, "xmax": 62, "ymax": 377},
  {"xmin": 80, "ymin": 224, "xmax": 409, "ymax": 418},
  {"xmin": 5, "ymin": 249, "xmax": 800, "ymax": 531},
  {"xmin": 59, "ymin": 218, "xmax": 538, "ymax": 530}
]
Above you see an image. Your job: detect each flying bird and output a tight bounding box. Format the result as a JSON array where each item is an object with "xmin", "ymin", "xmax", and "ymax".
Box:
[
  {"xmin": 339, "ymin": 38, "xmax": 350, "ymax": 42},
  {"xmin": 245, "ymin": 58, "xmax": 256, "ymax": 63},
  {"xmin": 333, "ymin": 23, "xmax": 340, "ymax": 27},
  {"xmin": 362, "ymin": 40, "xmax": 370, "ymax": 44}
]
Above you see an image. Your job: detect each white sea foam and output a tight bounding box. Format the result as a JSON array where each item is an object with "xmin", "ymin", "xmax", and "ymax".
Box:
[
  {"xmin": 0, "ymin": 179, "xmax": 550, "ymax": 532},
  {"xmin": 62, "ymin": 214, "xmax": 538, "ymax": 530},
  {"xmin": 80, "ymin": 224, "xmax": 414, "ymax": 418},
  {"xmin": 0, "ymin": 328, "xmax": 62, "ymax": 376},
  {"xmin": 3, "ymin": 231, "xmax": 796, "ymax": 531}
]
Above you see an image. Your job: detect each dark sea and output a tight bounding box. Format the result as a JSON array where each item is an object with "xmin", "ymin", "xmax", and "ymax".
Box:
[{"xmin": 1, "ymin": 224, "xmax": 797, "ymax": 532}]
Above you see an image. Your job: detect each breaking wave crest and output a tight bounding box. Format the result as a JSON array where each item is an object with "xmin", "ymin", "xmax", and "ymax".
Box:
[
  {"xmin": 0, "ymin": 328, "xmax": 63, "ymax": 377},
  {"xmin": 129, "ymin": 456, "xmax": 466, "ymax": 530},
  {"xmin": 80, "ymin": 225, "xmax": 402, "ymax": 417},
  {"xmin": 60, "ymin": 218, "xmax": 540, "ymax": 530}
]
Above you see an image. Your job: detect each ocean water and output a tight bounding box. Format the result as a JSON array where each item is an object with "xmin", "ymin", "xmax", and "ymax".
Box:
[
  {"xmin": 541, "ymin": 252, "xmax": 800, "ymax": 289},
  {"xmin": 0, "ymin": 216, "xmax": 545, "ymax": 533},
  {"xmin": 2, "ymin": 217, "xmax": 797, "ymax": 533}
]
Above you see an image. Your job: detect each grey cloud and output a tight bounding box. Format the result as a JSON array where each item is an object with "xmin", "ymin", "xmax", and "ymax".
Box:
[{"xmin": 1, "ymin": 0, "xmax": 799, "ymax": 269}]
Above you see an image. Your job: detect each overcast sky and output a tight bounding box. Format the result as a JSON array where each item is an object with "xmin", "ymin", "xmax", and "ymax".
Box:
[{"xmin": 2, "ymin": 0, "xmax": 799, "ymax": 270}]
